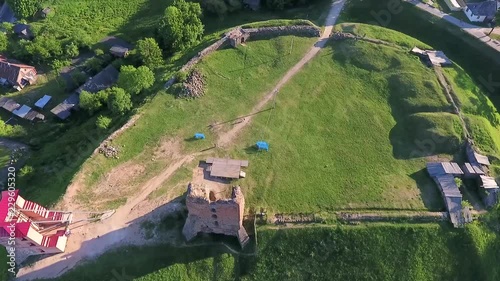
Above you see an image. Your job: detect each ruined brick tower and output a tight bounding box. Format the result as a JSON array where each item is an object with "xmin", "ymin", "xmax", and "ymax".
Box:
[{"xmin": 182, "ymin": 183, "xmax": 249, "ymax": 247}]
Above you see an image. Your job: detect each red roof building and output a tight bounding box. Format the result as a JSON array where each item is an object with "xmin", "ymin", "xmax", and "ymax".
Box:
[
  {"xmin": 0, "ymin": 56, "xmax": 37, "ymax": 91},
  {"xmin": 0, "ymin": 190, "xmax": 71, "ymax": 255}
]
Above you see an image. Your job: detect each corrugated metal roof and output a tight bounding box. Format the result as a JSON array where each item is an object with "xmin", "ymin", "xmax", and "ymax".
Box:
[
  {"xmin": 426, "ymin": 162, "xmax": 463, "ymax": 176},
  {"xmin": 206, "ymin": 158, "xmax": 249, "ymax": 167},
  {"xmin": 35, "ymin": 95, "xmax": 52, "ymax": 109},
  {"xmin": 480, "ymin": 175, "xmax": 499, "ymax": 189}
]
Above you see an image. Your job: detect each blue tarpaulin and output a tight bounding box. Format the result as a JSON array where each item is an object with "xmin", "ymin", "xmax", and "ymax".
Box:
[
  {"xmin": 256, "ymin": 141, "xmax": 269, "ymax": 151},
  {"xmin": 194, "ymin": 133, "xmax": 205, "ymax": 139}
]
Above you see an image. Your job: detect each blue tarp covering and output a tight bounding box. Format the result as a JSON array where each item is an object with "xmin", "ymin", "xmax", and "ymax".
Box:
[
  {"xmin": 194, "ymin": 133, "xmax": 205, "ymax": 139},
  {"xmin": 256, "ymin": 141, "xmax": 269, "ymax": 151}
]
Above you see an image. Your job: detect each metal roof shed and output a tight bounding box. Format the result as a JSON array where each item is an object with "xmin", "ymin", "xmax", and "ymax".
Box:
[
  {"xmin": 35, "ymin": 95, "xmax": 52, "ymax": 109},
  {"xmin": 13, "ymin": 105, "xmax": 31, "ymax": 118}
]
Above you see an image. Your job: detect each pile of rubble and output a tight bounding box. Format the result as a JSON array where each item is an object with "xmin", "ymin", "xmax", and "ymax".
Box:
[
  {"xmin": 98, "ymin": 142, "xmax": 119, "ymax": 159},
  {"xmin": 181, "ymin": 70, "xmax": 205, "ymax": 98}
]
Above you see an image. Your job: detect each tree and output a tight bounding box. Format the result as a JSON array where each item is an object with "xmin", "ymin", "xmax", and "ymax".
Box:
[
  {"xmin": 204, "ymin": 0, "xmax": 228, "ymax": 18},
  {"xmin": 488, "ymin": 11, "xmax": 500, "ymax": 36},
  {"xmin": 7, "ymin": 0, "xmax": 41, "ymax": 19},
  {"xmin": 79, "ymin": 90, "xmax": 103, "ymax": 115},
  {"xmin": 96, "ymin": 115, "xmax": 112, "ymax": 130},
  {"xmin": 64, "ymin": 42, "xmax": 79, "ymax": 58},
  {"xmin": 117, "ymin": 65, "xmax": 155, "ymax": 95},
  {"xmin": 136, "ymin": 38, "xmax": 163, "ymax": 69},
  {"xmin": 50, "ymin": 59, "xmax": 70, "ymax": 74},
  {"xmin": 107, "ymin": 87, "xmax": 132, "ymax": 115},
  {"xmin": 158, "ymin": 0, "xmax": 204, "ymax": 52},
  {"xmin": 0, "ymin": 33, "xmax": 8, "ymax": 53}
]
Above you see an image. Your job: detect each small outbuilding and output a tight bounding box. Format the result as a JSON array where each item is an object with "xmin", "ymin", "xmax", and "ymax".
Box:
[
  {"xmin": 464, "ymin": 1, "xmax": 497, "ymax": 23},
  {"xmin": 410, "ymin": 47, "xmax": 452, "ymax": 67},
  {"xmin": 109, "ymin": 46, "xmax": 129, "ymax": 58},
  {"xmin": 206, "ymin": 157, "xmax": 249, "ymax": 179},
  {"xmin": 227, "ymin": 29, "xmax": 250, "ymax": 48},
  {"xmin": 0, "ymin": 97, "xmax": 20, "ymax": 112},
  {"xmin": 34, "ymin": 95, "xmax": 52, "ymax": 109},
  {"xmin": 13, "ymin": 24, "xmax": 34, "ymax": 40},
  {"xmin": 41, "ymin": 7, "xmax": 52, "ymax": 18}
]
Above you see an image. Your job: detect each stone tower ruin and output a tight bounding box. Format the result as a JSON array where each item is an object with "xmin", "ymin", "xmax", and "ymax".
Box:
[{"xmin": 182, "ymin": 183, "xmax": 249, "ymax": 247}]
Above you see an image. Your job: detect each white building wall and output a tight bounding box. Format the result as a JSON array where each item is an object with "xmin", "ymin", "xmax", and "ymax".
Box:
[{"xmin": 464, "ymin": 7, "xmax": 487, "ymax": 22}]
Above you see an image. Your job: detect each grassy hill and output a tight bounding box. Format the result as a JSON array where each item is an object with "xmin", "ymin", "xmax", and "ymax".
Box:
[
  {"xmin": 47, "ymin": 222, "xmax": 500, "ymax": 281},
  {"xmin": 225, "ymin": 35, "xmax": 458, "ymax": 212}
]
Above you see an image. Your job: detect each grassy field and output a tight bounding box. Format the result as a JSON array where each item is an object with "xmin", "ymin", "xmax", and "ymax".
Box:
[
  {"xmin": 72, "ymin": 35, "xmax": 317, "ymax": 208},
  {"xmin": 47, "ymin": 222, "xmax": 500, "ymax": 281},
  {"xmin": 339, "ymin": 0, "xmax": 500, "ymax": 104},
  {"xmin": 245, "ymin": 224, "xmax": 492, "ymax": 281},
  {"xmin": 217, "ymin": 30, "xmax": 464, "ymax": 212}
]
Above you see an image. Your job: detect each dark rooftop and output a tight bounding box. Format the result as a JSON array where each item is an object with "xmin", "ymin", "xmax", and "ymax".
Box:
[
  {"xmin": 76, "ymin": 65, "xmax": 119, "ymax": 94},
  {"xmin": 466, "ymin": 1, "xmax": 497, "ymax": 17}
]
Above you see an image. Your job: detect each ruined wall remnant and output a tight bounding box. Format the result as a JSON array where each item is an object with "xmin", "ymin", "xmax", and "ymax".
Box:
[
  {"xmin": 182, "ymin": 183, "xmax": 249, "ymax": 247},
  {"xmin": 165, "ymin": 25, "xmax": 321, "ymax": 88}
]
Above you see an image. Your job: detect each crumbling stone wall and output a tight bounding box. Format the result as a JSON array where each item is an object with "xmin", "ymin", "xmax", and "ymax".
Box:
[
  {"xmin": 182, "ymin": 183, "xmax": 249, "ymax": 247},
  {"xmin": 242, "ymin": 25, "xmax": 321, "ymax": 39}
]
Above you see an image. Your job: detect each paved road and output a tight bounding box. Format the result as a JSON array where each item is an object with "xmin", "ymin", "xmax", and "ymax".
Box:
[{"xmin": 405, "ymin": 0, "xmax": 500, "ymax": 52}]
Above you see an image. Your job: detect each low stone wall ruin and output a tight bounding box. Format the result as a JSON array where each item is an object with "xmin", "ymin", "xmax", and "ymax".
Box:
[{"xmin": 165, "ymin": 25, "xmax": 321, "ymax": 88}]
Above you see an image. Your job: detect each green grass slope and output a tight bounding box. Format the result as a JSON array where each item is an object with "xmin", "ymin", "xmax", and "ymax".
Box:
[
  {"xmin": 72, "ymin": 35, "xmax": 317, "ymax": 206},
  {"xmin": 227, "ymin": 38, "xmax": 458, "ymax": 212},
  {"xmin": 244, "ymin": 225, "xmax": 483, "ymax": 281}
]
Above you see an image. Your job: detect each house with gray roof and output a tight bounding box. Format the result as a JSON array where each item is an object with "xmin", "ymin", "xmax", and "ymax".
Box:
[{"xmin": 464, "ymin": 1, "xmax": 498, "ymax": 23}]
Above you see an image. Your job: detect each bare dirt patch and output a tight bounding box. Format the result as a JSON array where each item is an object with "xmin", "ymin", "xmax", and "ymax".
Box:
[
  {"xmin": 153, "ymin": 138, "xmax": 182, "ymax": 161},
  {"xmin": 191, "ymin": 162, "xmax": 231, "ymax": 197},
  {"xmin": 81, "ymin": 162, "xmax": 146, "ymax": 208}
]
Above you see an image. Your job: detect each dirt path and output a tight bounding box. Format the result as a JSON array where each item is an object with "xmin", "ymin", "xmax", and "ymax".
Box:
[{"xmin": 16, "ymin": 1, "xmax": 346, "ymax": 279}]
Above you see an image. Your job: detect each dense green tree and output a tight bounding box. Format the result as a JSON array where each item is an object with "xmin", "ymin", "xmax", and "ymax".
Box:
[
  {"xmin": 107, "ymin": 87, "xmax": 132, "ymax": 115},
  {"xmin": 266, "ymin": 0, "xmax": 291, "ymax": 10},
  {"xmin": 204, "ymin": 0, "xmax": 228, "ymax": 18},
  {"xmin": 158, "ymin": 0, "xmax": 204, "ymax": 52},
  {"xmin": 117, "ymin": 65, "xmax": 155, "ymax": 95},
  {"xmin": 136, "ymin": 38, "xmax": 163, "ymax": 69},
  {"xmin": 79, "ymin": 91, "xmax": 103, "ymax": 115},
  {"xmin": 64, "ymin": 42, "xmax": 79, "ymax": 58},
  {"xmin": 96, "ymin": 115, "xmax": 112, "ymax": 130},
  {"xmin": 50, "ymin": 59, "xmax": 70, "ymax": 74},
  {"xmin": 7, "ymin": 0, "xmax": 41, "ymax": 19},
  {"xmin": 0, "ymin": 33, "xmax": 8, "ymax": 52},
  {"xmin": 0, "ymin": 120, "xmax": 26, "ymax": 137},
  {"xmin": 23, "ymin": 35, "xmax": 62, "ymax": 64}
]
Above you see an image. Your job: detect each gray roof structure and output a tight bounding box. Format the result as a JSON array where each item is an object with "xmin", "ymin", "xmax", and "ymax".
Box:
[
  {"xmin": 480, "ymin": 175, "xmax": 499, "ymax": 189},
  {"xmin": 466, "ymin": 1, "xmax": 497, "ymax": 18},
  {"xmin": 110, "ymin": 46, "xmax": 129, "ymax": 57},
  {"xmin": 50, "ymin": 93, "xmax": 79, "ymax": 120},
  {"xmin": 206, "ymin": 158, "xmax": 249, "ymax": 179},
  {"xmin": 462, "ymin": 162, "xmax": 485, "ymax": 176},
  {"xmin": 0, "ymin": 2, "xmax": 17, "ymax": 24},
  {"xmin": 426, "ymin": 162, "xmax": 463, "ymax": 176},
  {"xmin": 0, "ymin": 97, "xmax": 20, "ymax": 112},
  {"xmin": 426, "ymin": 162, "xmax": 464, "ymax": 227},
  {"xmin": 76, "ymin": 65, "xmax": 119, "ymax": 94},
  {"xmin": 466, "ymin": 142, "xmax": 490, "ymax": 166}
]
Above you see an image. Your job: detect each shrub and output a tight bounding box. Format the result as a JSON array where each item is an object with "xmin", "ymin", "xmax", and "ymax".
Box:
[
  {"xmin": 19, "ymin": 165, "xmax": 34, "ymax": 178},
  {"xmin": 107, "ymin": 87, "xmax": 132, "ymax": 115},
  {"xmin": 117, "ymin": 65, "xmax": 155, "ymax": 95},
  {"xmin": 96, "ymin": 115, "xmax": 112, "ymax": 130},
  {"xmin": 158, "ymin": 0, "xmax": 204, "ymax": 52},
  {"xmin": 136, "ymin": 38, "xmax": 163, "ymax": 69}
]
